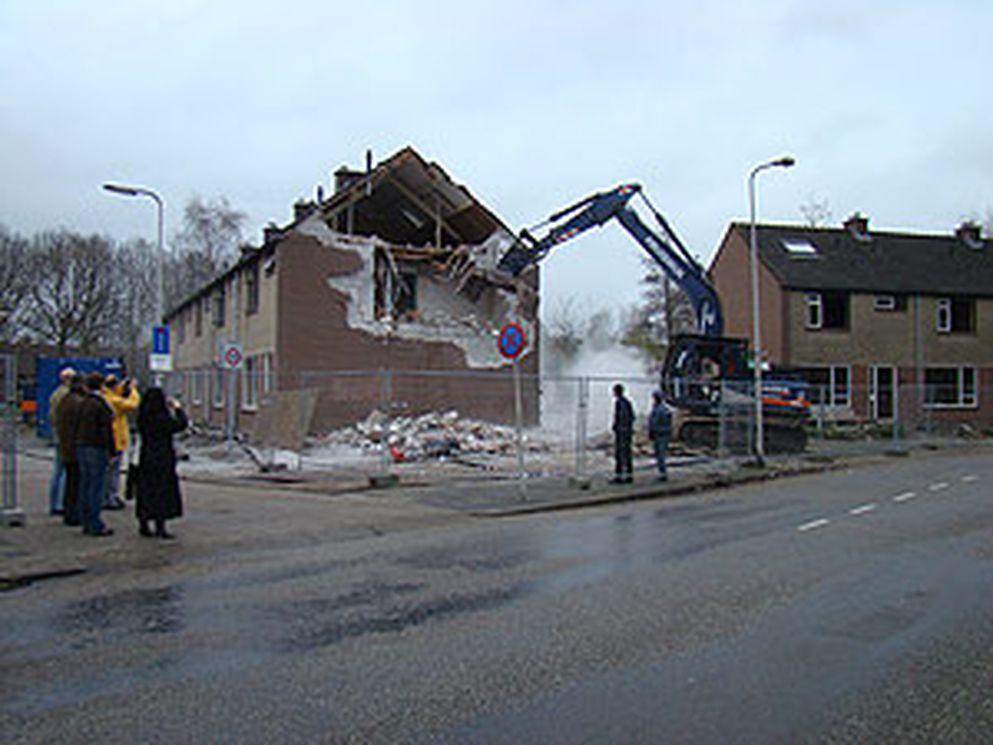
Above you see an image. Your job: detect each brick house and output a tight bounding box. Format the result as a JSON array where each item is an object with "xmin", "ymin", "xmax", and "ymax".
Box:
[
  {"xmin": 164, "ymin": 147, "xmax": 539, "ymax": 434},
  {"xmin": 709, "ymin": 215, "xmax": 993, "ymax": 428}
]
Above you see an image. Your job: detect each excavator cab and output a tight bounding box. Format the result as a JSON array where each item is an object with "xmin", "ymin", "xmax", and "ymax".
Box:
[
  {"xmin": 662, "ymin": 333, "xmax": 811, "ymax": 453},
  {"xmin": 661, "ymin": 335, "xmax": 749, "ymax": 414}
]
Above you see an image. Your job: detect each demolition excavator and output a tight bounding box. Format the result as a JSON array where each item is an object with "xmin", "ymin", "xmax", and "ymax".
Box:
[{"xmin": 496, "ymin": 183, "xmax": 810, "ymax": 453}]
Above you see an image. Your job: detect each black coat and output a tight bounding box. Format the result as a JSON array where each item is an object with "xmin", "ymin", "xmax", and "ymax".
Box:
[{"xmin": 136, "ymin": 406, "xmax": 188, "ymax": 521}]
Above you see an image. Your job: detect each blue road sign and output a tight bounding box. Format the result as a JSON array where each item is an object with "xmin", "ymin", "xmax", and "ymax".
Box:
[
  {"xmin": 497, "ymin": 323, "xmax": 527, "ymax": 360},
  {"xmin": 152, "ymin": 325, "xmax": 170, "ymax": 355}
]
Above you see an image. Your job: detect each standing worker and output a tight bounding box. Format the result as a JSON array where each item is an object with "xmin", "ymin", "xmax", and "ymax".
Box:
[
  {"xmin": 75, "ymin": 372, "xmax": 116, "ymax": 537},
  {"xmin": 647, "ymin": 391, "xmax": 673, "ymax": 482},
  {"xmin": 610, "ymin": 383, "xmax": 635, "ymax": 484},
  {"xmin": 101, "ymin": 374, "xmax": 140, "ymax": 511},
  {"xmin": 47, "ymin": 367, "xmax": 75, "ymax": 516}
]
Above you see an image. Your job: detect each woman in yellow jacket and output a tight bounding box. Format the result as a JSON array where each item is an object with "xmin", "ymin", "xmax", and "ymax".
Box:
[{"xmin": 101, "ymin": 374, "xmax": 141, "ymax": 510}]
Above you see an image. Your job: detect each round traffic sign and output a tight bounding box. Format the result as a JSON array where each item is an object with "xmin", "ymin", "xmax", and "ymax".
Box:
[
  {"xmin": 223, "ymin": 345, "xmax": 243, "ymax": 369},
  {"xmin": 497, "ymin": 323, "xmax": 527, "ymax": 360}
]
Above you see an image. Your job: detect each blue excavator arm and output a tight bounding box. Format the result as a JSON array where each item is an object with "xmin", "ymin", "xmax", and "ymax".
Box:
[{"xmin": 496, "ymin": 183, "xmax": 723, "ymax": 337}]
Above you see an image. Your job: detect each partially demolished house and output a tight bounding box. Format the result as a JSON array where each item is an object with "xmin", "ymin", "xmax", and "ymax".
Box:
[{"xmin": 165, "ymin": 147, "xmax": 539, "ymax": 434}]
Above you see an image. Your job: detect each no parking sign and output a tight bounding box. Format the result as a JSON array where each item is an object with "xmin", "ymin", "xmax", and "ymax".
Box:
[{"xmin": 497, "ymin": 323, "xmax": 527, "ymax": 360}]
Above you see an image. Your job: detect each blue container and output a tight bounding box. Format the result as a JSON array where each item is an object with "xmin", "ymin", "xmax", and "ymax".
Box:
[{"xmin": 37, "ymin": 356, "xmax": 125, "ymax": 440}]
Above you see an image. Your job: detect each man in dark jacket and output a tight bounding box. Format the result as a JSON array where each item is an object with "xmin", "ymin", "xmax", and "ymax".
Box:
[
  {"xmin": 647, "ymin": 391, "xmax": 673, "ymax": 482},
  {"xmin": 56, "ymin": 375, "xmax": 86, "ymax": 526},
  {"xmin": 610, "ymin": 383, "xmax": 635, "ymax": 484},
  {"xmin": 74, "ymin": 372, "xmax": 116, "ymax": 536}
]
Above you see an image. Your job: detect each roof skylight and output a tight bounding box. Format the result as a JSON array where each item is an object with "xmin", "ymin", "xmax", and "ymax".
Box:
[{"xmin": 781, "ymin": 238, "xmax": 818, "ymax": 256}]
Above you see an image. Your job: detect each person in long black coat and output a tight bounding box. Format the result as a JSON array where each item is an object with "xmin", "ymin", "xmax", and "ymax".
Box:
[{"xmin": 136, "ymin": 387, "xmax": 188, "ymax": 539}]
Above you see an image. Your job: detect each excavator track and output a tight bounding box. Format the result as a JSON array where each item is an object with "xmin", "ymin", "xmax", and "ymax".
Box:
[{"xmin": 677, "ymin": 419, "xmax": 807, "ymax": 455}]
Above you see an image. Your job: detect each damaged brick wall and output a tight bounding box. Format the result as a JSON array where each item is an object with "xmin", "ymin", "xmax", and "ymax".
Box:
[{"xmin": 276, "ymin": 220, "xmax": 539, "ymax": 433}]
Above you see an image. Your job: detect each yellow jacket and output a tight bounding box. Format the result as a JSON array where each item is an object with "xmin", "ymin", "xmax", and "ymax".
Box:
[{"xmin": 102, "ymin": 384, "xmax": 141, "ymax": 453}]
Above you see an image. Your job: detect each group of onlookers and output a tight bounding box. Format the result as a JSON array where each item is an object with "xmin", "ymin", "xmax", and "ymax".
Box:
[{"xmin": 48, "ymin": 367, "xmax": 188, "ymax": 539}]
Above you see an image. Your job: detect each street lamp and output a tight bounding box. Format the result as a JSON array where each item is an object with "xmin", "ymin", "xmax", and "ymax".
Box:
[
  {"xmin": 102, "ymin": 183, "xmax": 165, "ymax": 325},
  {"xmin": 748, "ymin": 156, "xmax": 794, "ymax": 466}
]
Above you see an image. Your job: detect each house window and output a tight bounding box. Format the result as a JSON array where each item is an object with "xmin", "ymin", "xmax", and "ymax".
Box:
[
  {"xmin": 822, "ymin": 290, "xmax": 849, "ymax": 329},
  {"xmin": 797, "ymin": 366, "xmax": 851, "ymax": 406},
  {"xmin": 213, "ymin": 286, "xmax": 226, "ymax": 327},
  {"xmin": 394, "ymin": 272, "xmax": 418, "ymax": 316},
  {"xmin": 191, "ymin": 369, "xmax": 204, "ymax": 406},
  {"xmin": 241, "ymin": 356, "xmax": 258, "ymax": 411},
  {"xmin": 937, "ymin": 297, "xmax": 974, "ymax": 334},
  {"xmin": 245, "ymin": 264, "xmax": 260, "ymax": 316},
  {"xmin": 805, "ymin": 293, "xmax": 823, "ymax": 329},
  {"xmin": 925, "ymin": 366, "xmax": 978, "ymax": 408},
  {"xmin": 195, "ymin": 299, "xmax": 203, "ymax": 337},
  {"xmin": 874, "ymin": 294, "xmax": 906, "ymax": 312},
  {"xmin": 176, "ymin": 311, "xmax": 186, "ymax": 344},
  {"xmin": 262, "ymin": 352, "xmax": 274, "ymax": 395},
  {"xmin": 213, "ymin": 366, "xmax": 225, "ymax": 409}
]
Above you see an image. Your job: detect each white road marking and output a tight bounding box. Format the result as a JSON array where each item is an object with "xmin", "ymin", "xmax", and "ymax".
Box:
[
  {"xmin": 962, "ymin": 475, "xmax": 978, "ymax": 483},
  {"xmin": 928, "ymin": 482, "xmax": 950, "ymax": 492},
  {"xmin": 893, "ymin": 491, "xmax": 917, "ymax": 503},
  {"xmin": 849, "ymin": 503, "xmax": 877, "ymax": 516},
  {"xmin": 797, "ymin": 518, "xmax": 830, "ymax": 532}
]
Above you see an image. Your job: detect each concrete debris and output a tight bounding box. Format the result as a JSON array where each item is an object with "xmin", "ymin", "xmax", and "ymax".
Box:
[{"xmin": 318, "ymin": 409, "xmax": 548, "ymax": 460}]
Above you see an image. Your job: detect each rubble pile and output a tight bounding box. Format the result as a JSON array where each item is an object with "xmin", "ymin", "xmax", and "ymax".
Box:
[{"xmin": 318, "ymin": 409, "xmax": 549, "ymax": 461}]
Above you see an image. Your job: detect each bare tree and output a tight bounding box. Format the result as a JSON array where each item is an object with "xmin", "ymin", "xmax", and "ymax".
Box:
[
  {"xmin": 799, "ymin": 194, "xmax": 832, "ymax": 227},
  {"xmin": 0, "ymin": 224, "xmax": 30, "ymax": 343},
  {"xmin": 22, "ymin": 230, "xmax": 117, "ymax": 353},
  {"xmin": 624, "ymin": 258, "xmax": 695, "ymax": 369},
  {"xmin": 108, "ymin": 237, "xmax": 159, "ymax": 372},
  {"xmin": 169, "ymin": 195, "xmax": 247, "ymax": 306}
]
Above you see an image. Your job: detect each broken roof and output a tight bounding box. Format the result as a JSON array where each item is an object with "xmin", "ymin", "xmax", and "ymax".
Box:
[
  {"xmin": 729, "ymin": 222, "xmax": 993, "ymax": 297},
  {"xmin": 318, "ymin": 146, "xmax": 512, "ymax": 246}
]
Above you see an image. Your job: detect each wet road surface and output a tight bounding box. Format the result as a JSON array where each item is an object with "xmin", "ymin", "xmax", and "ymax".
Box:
[{"xmin": 2, "ymin": 450, "xmax": 993, "ymax": 743}]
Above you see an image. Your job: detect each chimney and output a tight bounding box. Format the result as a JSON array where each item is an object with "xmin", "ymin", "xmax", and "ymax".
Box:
[
  {"xmin": 843, "ymin": 212, "xmax": 871, "ymax": 243},
  {"xmin": 955, "ymin": 220, "xmax": 984, "ymax": 250},
  {"xmin": 333, "ymin": 166, "xmax": 364, "ymax": 194},
  {"xmin": 293, "ymin": 199, "xmax": 315, "ymax": 222},
  {"xmin": 263, "ymin": 223, "xmax": 282, "ymax": 245}
]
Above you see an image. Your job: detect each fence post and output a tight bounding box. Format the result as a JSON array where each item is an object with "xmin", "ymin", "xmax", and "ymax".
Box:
[
  {"xmin": 572, "ymin": 376, "xmax": 590, "ymax": 487},
  {"xmin": 717, "ymin": 380, "xmax": 727, "ymax": 458},
  {"xmin": 1, "ymin": 354, "xmax": 24, "ymax": 527}
]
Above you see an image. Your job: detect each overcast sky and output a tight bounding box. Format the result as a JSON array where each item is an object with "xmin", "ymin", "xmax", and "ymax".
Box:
[{"xmin": 2, "ymin": 1, "xmax": 990, "ymax": 321}]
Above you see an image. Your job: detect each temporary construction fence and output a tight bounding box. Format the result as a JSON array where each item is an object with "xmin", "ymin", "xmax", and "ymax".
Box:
[
  {"xmin": 1, "ymin": 353, "xmax": 23, "ymax": 526},
  {"xmin": 161, "ymin": 367, "xmax": 993, "ymax": 481}
]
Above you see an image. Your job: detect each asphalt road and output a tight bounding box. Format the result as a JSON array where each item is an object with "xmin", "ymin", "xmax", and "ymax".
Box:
[{"xmin": 2, "ymin": 450, "xmax": 992, "ymax": 744}]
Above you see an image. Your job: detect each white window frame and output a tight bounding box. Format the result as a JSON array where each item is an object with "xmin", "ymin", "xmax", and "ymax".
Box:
[
  {"xmin": 262, "ymin": 352, "xmax": 274, "ymax": 395},
  {"xmin": 936, "ymin": 298, "xmax": 952, "ymax": 333},
  {"xmin": 213, "ymin": 366, "xmax": 225, "ymax": 409},
  {"xmin": 805, "ymin": 292, "xmax": 823, "ymax": 329},
  {"xmin": 830, "ymin": 365, "xmax": 851, "ymax": 407},
  {"xmin": 924, "ymin": 366, "xmax": 979, "ymax": 409},
  {"xmin": 874, "ymin": 294, "xmax": 896, "ymax": 311},
  {"xmin": 191, "ymin": 369, "xmax": 204, "ymax": 406},
  {"xmin": 241, "ymin": 356, "xmax": 259, "ymax": 411}
]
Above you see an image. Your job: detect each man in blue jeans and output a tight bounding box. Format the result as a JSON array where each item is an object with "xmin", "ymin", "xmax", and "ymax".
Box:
[
  {"xmin": 74, "ymin": 372, "xmax": 116, "ymax": 537},
  {"xmin": 47, "ymin": 367, "xmax": 75, "ymax": 515},
  {"xmin": 647, "ymin": 390, "xmax": 673, "ymax": 482}
]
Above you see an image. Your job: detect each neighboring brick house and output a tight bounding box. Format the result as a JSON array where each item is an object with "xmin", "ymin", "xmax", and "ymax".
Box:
[
  {"xmin": 709, "ymin": 214, "xmax": 993, "ymax": 427},
  {"xmin": 164, "ymin": 147, "xmax": 539, "ymax": 433}
]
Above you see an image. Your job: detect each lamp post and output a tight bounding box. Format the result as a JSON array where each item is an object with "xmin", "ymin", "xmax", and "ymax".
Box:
[
  {"xmin": 102, "ymin": 183, "xmax": 165, "ymax": 326},
  {"xmin": 748, "ymin": 156, "xmax": 794, "ymax": 466},
  {"xmin": 103, "ymin": 183, "xmax": 165, "ymax": 384}
]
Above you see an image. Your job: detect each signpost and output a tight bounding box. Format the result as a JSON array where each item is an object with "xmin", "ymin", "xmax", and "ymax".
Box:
[
  {"xmin": 498, "ymin": 323, "xmax": 528, "ymax": 500},
  {"xmin": 220, "ymin": 341, "xmax": 244, "ymax": 453},
  {"xmin": 149, "ymin": 324, "xmax": 172, "ymax": 373}
]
